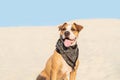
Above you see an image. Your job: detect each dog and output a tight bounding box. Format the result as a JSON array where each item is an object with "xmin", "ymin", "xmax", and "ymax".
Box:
[{"xmin": 36, "ymin": 22, "xmax": 83, "ymax": 80}]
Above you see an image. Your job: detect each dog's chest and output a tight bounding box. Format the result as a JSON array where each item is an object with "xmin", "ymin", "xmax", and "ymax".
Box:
[{"xmin": 60, "ymin": 57, "xmax": 72, "ymax": 75}]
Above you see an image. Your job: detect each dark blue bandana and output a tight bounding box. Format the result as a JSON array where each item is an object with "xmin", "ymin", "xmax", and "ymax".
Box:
[{"xmin": 56, "ymin": 38, "xmax": 79, "ymax": 69}]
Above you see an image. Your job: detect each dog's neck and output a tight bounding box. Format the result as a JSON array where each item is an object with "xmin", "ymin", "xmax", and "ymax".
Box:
[{"xmin": 56, "ymin": 38, "xmax": 79, "ymax": 69}]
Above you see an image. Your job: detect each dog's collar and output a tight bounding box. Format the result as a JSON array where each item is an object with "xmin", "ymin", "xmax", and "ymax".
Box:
[{"xmin": 56, "ymin": 38, "xmax": 79, "ymax": 69}]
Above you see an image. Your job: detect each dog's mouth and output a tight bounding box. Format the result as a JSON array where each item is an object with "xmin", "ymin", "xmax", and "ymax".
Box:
[{"xmin": 63, "ymin": 38, "xmax": 76, "ymax": 47}]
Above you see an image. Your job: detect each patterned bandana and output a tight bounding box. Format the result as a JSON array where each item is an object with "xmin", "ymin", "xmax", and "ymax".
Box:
[{"xmin": 56, "ymin": 38, "xmax": 79, "ymax": 69}]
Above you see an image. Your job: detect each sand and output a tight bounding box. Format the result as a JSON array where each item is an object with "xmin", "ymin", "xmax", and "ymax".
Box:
[{"xmin": 0, "ymin": 19, "xmax": 120, "ymax": 80}]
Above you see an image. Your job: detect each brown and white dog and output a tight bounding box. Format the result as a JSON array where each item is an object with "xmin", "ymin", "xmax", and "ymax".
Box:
[{"xmin": 37, "ymin": 22, "xmax": 83, "ymax": 80}]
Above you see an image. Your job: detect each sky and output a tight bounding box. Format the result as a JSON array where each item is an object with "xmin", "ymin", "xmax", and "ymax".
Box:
[{"xmin": 0, "ymin": 0, "xmax": 120, "ymax": 26}]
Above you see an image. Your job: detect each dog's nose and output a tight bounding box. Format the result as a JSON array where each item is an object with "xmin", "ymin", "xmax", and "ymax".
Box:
[{"xmin": 64, "ymin": 31, "xmax": 70, "ymax": 37}]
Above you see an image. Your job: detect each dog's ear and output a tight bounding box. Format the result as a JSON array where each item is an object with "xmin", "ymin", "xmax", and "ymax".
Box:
[
  {"xmin": 58, "ymin": 22, "xmax": 67, "ymax": 31},
  {"xmin": 73, "ymin": 23, "xmax": 83, "ymax": 32}
]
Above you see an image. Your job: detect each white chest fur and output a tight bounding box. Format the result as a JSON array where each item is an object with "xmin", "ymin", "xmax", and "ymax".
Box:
[{"xmin": 61, "ymin": 57, "xmax": 72, "ymax": 75}]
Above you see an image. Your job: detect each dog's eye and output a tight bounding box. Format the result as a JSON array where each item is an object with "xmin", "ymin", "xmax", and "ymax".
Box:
[{"xmin": 71, "ymin": 28, "xmax": 76, "ymax": 31}]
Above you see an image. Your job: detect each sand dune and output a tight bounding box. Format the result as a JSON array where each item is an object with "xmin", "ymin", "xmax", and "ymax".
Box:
[{"xmin": 0, "ymin": 19, "xmax": 120, "ymax": 80}]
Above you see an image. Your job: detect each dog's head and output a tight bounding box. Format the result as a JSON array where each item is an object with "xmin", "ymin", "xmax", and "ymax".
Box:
[{"xmin": 58, "ymin": 22, "xmax": 83, "ymax": 47}]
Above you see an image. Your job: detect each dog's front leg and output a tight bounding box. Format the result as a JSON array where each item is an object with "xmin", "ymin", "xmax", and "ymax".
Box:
[
  {"xmin": 50, "ymin": 68, "xmax": 58, "ymax": 80},
  {"xmin": 50, "ymin": 52, "xmax": 60, "ymax": 80},
  {"xmin": 70, "ymin": 70, "xmax": 77, "ymax": 80},
  {"xmin": 70, "ymin": 60, "xmax": 79, "ymax": 80}
]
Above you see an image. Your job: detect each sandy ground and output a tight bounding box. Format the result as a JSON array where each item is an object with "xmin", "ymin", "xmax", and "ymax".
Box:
[{"xmin": 0, "ymin": 19, "xmax": 120, "ymax": 80}]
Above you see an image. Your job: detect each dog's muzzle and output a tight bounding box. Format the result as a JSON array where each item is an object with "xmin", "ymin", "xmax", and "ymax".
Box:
[{"xmin": 64, "ymin": 31, "xmax": 70, "ymax": 38}]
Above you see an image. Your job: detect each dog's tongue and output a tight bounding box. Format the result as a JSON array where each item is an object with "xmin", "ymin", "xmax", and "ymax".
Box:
[{"xmin": 64, "ymin": 39, "xmax": 74, "ymax": 47}]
